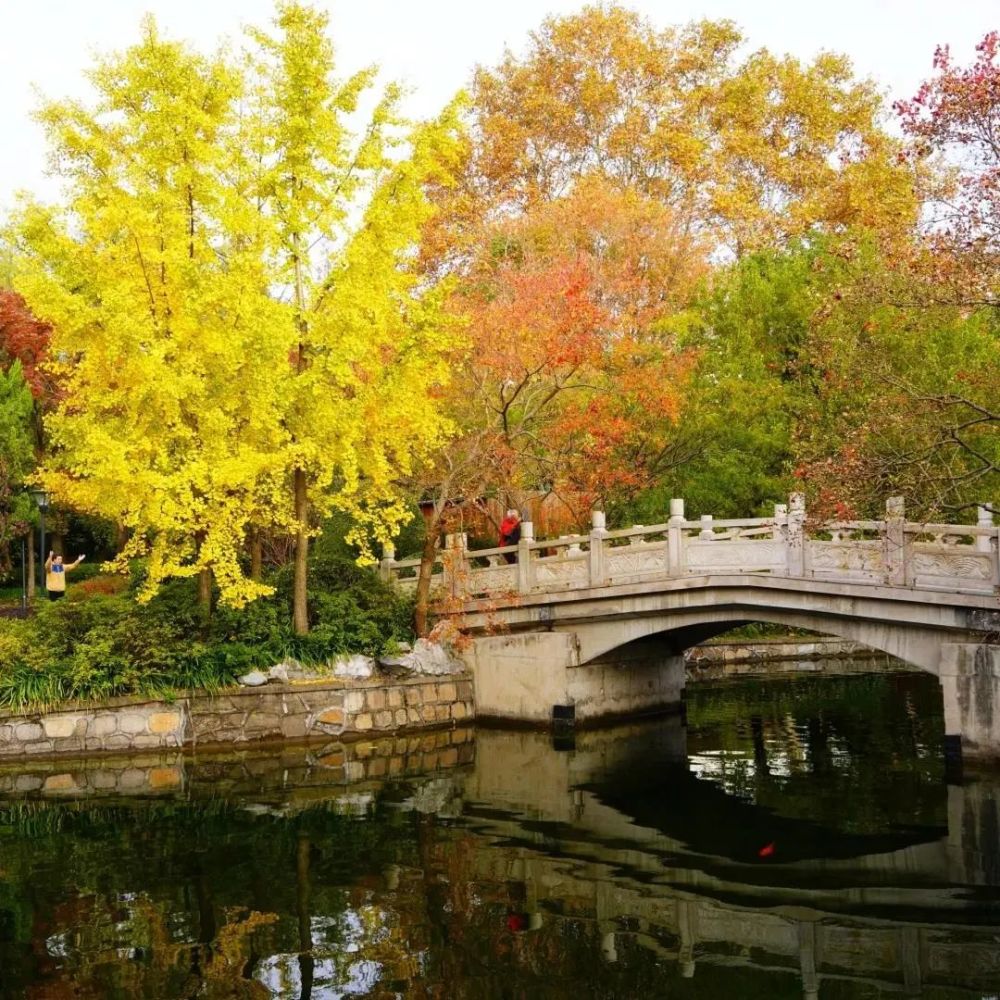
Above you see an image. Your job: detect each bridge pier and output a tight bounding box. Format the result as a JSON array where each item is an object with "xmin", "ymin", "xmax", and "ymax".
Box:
[
  {"xmin": 939, "ymin": 643, "xmax": 1000, "ymax": 762},
  {"xmin": 467, "ymin": 632, "xmax": 685, "ymax": 727}
]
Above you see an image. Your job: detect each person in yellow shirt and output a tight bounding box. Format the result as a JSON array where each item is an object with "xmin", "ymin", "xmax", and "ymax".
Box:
[{"xmin": 44, "ymin": 551, "xmax": 85, "ymax": 601}]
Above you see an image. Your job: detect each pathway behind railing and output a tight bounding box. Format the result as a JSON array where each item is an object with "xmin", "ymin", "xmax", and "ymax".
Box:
[{"xmin": 382, "ymin": 496, "xmax": 1000, "ymax": 601}]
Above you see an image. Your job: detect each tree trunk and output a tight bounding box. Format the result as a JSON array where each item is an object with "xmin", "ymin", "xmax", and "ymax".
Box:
[
  {"xmin": 197, "ymin": 567, "xmax": 212, "ymax": 610},
  {"xmin": 293, "ymin": 468, "xmax": 309, "ymax": 635},
  {"xmin": 114, "ymin": 520, "xmax": 129, "ymax": 554},
  {"xmin": 296, "ymin": 834, "xmax": 314, "ymax": 1000},
  {"xmin": 291, "ymin": 225, "xmax": 310, "ymax": 637},
  {"xmin": 249, "ymin": 528, "xmax": 263, "ymax": 582},
  {"xmin": 26, "ymin": 528, "xmax": 35, "ymax": 602},
  {"xmin": 414, "ymin": 511, "xmax": 442, "ymax": 638},
  {"xmin": 194, "ymin": 528, "xmax": 213, "ymax": 615}
]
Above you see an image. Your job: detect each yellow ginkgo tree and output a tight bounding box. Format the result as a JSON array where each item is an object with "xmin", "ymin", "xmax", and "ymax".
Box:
[
  {"xmin": 10, "ymin": 1, "xmax": 465, "ymax": 624},
  {"xmin": 241, "ymin": 2, "xmax": 465, "ymax": 633},
  {"xmin": 11, "ymin": 19, "xmax": 291, "ymax": 608}
]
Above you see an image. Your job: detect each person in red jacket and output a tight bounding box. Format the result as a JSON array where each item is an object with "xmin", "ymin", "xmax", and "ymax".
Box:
[{"xmin": 498, "ymin": 509, "xmax": 521, "ymax": 564}]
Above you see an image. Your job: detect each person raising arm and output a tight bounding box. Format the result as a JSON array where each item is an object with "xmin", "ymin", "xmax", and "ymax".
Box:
[{"xmin": 44, "ymin": 551, "xmax": 85, "ymax": 601}]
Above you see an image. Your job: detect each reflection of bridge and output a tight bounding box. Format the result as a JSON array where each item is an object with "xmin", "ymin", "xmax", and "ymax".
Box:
[
  {"xmin": 385, "ymin": 496, "xmax": 1000, "ymax": 758},
  {"xmin": 458, "ymin": 725, "xmax": 1000, "ymax": 999}
]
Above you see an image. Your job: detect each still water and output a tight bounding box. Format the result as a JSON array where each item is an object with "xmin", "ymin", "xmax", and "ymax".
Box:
[{"xmin": 0, "ymin": 668, "xmax": 998, "ymax": 998}]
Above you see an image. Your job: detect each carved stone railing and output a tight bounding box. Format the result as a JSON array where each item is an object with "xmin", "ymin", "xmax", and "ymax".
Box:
[{"xmin": 381, "ymin": 496, "xmax": 1000, "ymax": 602}]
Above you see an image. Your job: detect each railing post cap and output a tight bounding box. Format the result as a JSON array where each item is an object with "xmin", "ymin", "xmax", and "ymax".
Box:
[
  {"xmin": 381, "ymin": 541, "xmax": 395, "ymax": 560},
  {"xmin": 521, "ymin": 520, "xmax": 534, "ymax": 541},
  {"xmin": 977, "ymin": 504, "xmax": 995, "ymax": 525},
  {"xmin": 886, "ymin": 496, "xmax": 905, "ymax": 518},
  {"xmin": 669, "ymin": 498, "xmax": 685, "ymax": 521},
  {"xmin": 591, "ymin": 509, "xmax": 606, "ymax": 531},
  {"xmin": 789, "ymin": 493, "xmax": 805, "ymax": 514}
]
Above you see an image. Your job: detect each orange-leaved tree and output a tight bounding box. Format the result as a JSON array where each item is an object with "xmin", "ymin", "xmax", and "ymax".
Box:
[{"xmin": 412, "ymin": 178, "xmax": 701, "ymax": 633}]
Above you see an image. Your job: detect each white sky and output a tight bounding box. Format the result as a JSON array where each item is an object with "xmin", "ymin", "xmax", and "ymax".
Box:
[{"xmin": 1, "ymin": 0, "xmax": 997, "ymax": 211}]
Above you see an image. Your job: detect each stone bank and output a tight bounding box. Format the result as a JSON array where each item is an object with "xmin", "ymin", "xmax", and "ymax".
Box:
[
  {"xmin": 0, "ymin": 726, "xmax": 475, "ymax": 800},
  {"xmin": 0, "ymin": 675, "xmax": 474, "ymax": 758}
]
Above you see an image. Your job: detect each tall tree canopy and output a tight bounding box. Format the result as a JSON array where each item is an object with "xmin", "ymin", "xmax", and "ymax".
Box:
[
  {"xmin": 452, "ymin": 177, "xmax": 701, "ymax": 513},
  {"xmin": 896, "ymin": 29, "xmax": 1000, "ymax": 290},
  {"xmin": 9, "ymin": 2, "xmax": 464, "ymax": 620},
  {"xmin": 459, "ymin": 5, "xmax": 917, "ymax": 255}
]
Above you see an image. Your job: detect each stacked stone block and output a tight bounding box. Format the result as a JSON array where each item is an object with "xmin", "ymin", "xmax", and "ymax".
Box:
[
  {"xmin": 0, "ymin": 705, "xmax": 186, "ymax": 756},
  {"xmin": 0, "ymin": 727, "xmax": 475, "ymax": 801},
  {"xmin": 0, "ymin": 674, "xmax": 476, "ymax": 758}
]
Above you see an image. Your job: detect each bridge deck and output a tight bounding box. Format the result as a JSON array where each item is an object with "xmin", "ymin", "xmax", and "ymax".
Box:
[{"xmin": 385, "ymin": 497, "xmax": 999, "ymax": 607}]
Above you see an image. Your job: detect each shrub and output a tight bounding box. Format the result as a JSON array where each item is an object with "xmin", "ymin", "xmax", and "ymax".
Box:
[
  {"xmin": 0, "ymin": 546, "xmax": 416, "ymax": 710},
  {"xmin": 74, "ymin": 575, "xmax": 128, "ymax": 598}
]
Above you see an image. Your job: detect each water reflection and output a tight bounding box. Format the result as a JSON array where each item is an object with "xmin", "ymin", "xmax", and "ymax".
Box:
[{"xmin": 0, "ymin": 672, "xmax": 997, "ymax": 998}]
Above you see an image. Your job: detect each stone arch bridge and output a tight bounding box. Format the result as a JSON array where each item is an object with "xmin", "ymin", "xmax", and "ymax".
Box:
[{"xmin": 384, "ymin": 496, "xmax": 1000, "ymax": 759}]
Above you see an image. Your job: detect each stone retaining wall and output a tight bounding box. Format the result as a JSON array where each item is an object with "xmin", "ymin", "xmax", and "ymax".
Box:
[
  {"xmin": 0, "ymin": 726, "xmax": 475, "ymax": 801},
  {"xmin": 0, "ymin": 675, "xmax": 475, "ymax": 758}
]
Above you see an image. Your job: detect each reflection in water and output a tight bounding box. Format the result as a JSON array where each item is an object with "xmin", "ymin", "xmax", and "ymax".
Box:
[{"xmin": 0, "ymin": 671, "xmax": 997, "ymax": 998}]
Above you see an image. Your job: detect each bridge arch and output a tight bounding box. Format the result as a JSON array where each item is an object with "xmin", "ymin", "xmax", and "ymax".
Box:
[
  {"xmin": 461, "ymin": 575, "xmax": 999, "ymax": 755},
  {"xmin": 572, "ymin": 605, "xmax": 948, "ymax": 675}
]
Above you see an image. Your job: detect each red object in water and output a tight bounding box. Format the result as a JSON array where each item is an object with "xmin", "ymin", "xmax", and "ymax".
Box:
[
  {"xmin": 506, "ymin": 913, "xmax": 529, "ymax": 932},
  {"xmin": 758, "ymin": 842, "xmax": 776, "ymax": 858}
]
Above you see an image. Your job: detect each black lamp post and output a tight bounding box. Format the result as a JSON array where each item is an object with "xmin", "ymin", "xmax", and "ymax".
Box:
[{"xmin": 29, "ymin": 489, "xmax": 49, "ymax": 594}]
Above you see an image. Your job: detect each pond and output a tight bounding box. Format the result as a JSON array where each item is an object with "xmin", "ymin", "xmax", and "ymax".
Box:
[{"xmin": 0, "ymin": 667, "xmax": 997, "ymax": 998}]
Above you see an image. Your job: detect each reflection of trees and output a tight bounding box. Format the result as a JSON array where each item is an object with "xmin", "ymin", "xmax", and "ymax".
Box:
[
  {"xmin": 296, "ymin": 835, "xmax": 313, "ymax": 1000},
  {"xmin": 0, "ymin": 781, "xmax": 479, "ymax": 998},
  {"xmin": 685, "ymin": 672, "xmax": 946, "ymax": 834}
]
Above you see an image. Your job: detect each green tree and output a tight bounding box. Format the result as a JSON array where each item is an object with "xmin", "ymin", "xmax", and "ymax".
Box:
[
  {"xmin": 0, "ymin": 362, "xmax": 35, "ymax": 576},
  {"xmin": 628, "ymin": 242, "xmax": 833, "ymax": 519}
]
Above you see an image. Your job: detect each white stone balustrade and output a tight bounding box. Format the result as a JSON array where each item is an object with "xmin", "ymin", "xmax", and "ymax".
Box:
[{"xmin": 382, "ymin": 496, "xmax": 1000, "ymax": 601}]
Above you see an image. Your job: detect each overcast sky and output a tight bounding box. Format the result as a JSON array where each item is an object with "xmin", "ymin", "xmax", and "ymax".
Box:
[{"xmin": 2, "ymin": 0, "xmax": 997, "ymax": 210}]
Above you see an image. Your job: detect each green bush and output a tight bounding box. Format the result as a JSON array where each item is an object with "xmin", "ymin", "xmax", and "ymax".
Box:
[{"xmin": 0, "ymin": 548, "xmax": 416, "ymax": 711}]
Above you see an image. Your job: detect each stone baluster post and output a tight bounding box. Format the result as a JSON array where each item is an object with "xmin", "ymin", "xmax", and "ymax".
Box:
[
  {"xmin": 517, "ymin": 520, "xmax": 534, "ymax": 593},
  {"xmin": 772, "ymin": 503, "xmax": 787, "ymax": 540},
  {"xmin": 884, "ymin": 496, "xmax": 906, "ymax": 587},
  {"xmin": 443, "ymin": 532, "xmax": 467, "ymax": 598},
  {"xmin": 678, "ymin": 900, "xmax": 698, "ymax": 979},
  {"xmin": 786, "ymin": 493, "xmax": 806, "ymax": 577},
  {"xmin": 667, "ymin": 498, "xmax": 686, "ymax": 576},
  {"xmin": 699, "ymin": 514, "xmax": 714, "ymax": 540},
  {"xmin": 589, "ymin": 509, "xmax": 607, "ymax": 589},
  {"xmin": 600, "ymin": 928, "xmax": 618, "ymax": 964},
  {"xmin": 379, "ymin": 542, "xmax": 395, "ymax": 583},
  {"xmin": 976, "ymin": 504, "xmax": 995, "ymax": 552},
  {"xmin": 798, "ymin": 921, "xmax": 819, "ymax": 1000},
  {"xmin": 978, "ymin": 504, "xmax": 999, "ymax": 588}
]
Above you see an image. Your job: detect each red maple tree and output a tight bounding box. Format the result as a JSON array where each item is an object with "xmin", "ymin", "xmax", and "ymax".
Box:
[{"xmin": 0, "ymin": 290, "xmax": 56, "ymax": 404}]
